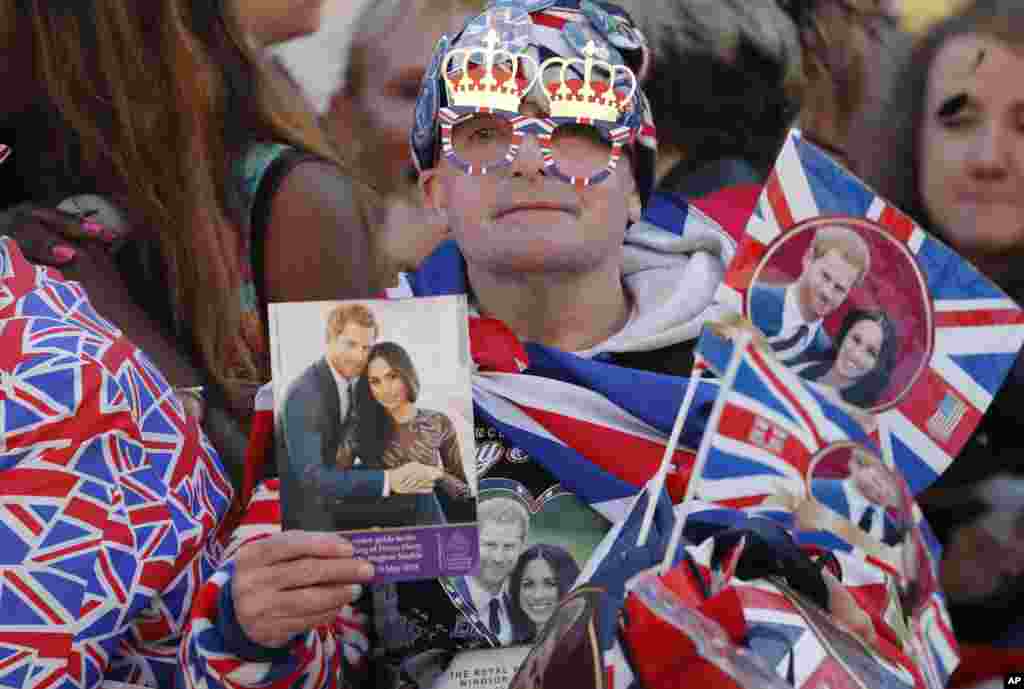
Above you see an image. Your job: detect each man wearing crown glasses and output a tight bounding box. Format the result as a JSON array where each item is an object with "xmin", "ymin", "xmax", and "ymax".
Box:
[
  {"xmin": 354, "ymin": 2, "xmax": 740, "ymax": 688},
  {"xmin": 150, "ymin": 2, "xmax": 737, "ymax": 687}
]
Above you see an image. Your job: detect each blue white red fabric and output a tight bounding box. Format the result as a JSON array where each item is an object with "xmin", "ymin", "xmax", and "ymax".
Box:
[
  {"xmin": 0, "ymin": 238, "xmax": 362, "ymax": 689},
  {"xmin": 690, "ymin": 328, "xmax": 878, "ymax": 511},
  {"xmin": 563, "ymin": 329, "xmax": 956, "ymax": 688},
  {"xmin": 716, "ymin": 130, "xmax": 1024, "ymax": 495},
  {"xmin": 388, "ymin": 200, "xmax": 740, "ymax": 523},
  {"xmin": 572, "ymin": 485, "xmax": 949, "ymax": 689},
  {"xmin": 410, "ymin": 0, "xmax": 658, "ymax": 201},
  {"xmin": 685, "ymin": 333, "xmax": 956, "ymax": 688}
]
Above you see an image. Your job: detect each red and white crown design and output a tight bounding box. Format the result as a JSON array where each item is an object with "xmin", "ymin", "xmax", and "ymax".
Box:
[
  {"xmin": 442, "ymin": 29, "xmax": 541, "ymax": 113},
  {"xmin": 539, "ymin": 40, "xmax": 637, "ymax": 123}
]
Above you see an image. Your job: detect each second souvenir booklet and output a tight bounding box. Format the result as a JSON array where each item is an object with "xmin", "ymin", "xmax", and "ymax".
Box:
[{"xmin": 269, "ymin": 295, "xmax": 478, "ymax": 583}]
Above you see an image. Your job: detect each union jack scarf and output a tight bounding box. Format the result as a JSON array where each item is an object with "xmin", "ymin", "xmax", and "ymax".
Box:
[{"xmin": 387, "ymin": 197, "xmax": 740, "ymax": 522}]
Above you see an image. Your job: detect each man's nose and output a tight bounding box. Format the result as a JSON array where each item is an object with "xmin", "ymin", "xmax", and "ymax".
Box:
[{"xmin": 509, "ymin": 132, "xmax": 547, "ymax": 179}]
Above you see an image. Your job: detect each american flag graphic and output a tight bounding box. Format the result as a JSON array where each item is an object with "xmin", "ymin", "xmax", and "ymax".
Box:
[
  {"xmin": 925, "ymin": 392, "xmax": 967, "ymax": 443},
  {"xmin": 716, "ymin": 130, "xmax": 1024, "ymax": 495}
]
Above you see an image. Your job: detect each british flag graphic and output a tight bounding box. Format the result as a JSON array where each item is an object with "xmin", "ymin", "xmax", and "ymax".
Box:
[
  {"xmin": 0, "ymin": 239, "xmax": 355, "ymax": 689},
  {"xmin": 579, "ymin": 490, "xmax": 945, "ymax": 689},
  {"xmin": 716, "ymin": 130, "xmax": 1024, "ymax": 495},
  {"xmin": 690, "ymin": 327, "xmax": 878, "ymax": 512}
]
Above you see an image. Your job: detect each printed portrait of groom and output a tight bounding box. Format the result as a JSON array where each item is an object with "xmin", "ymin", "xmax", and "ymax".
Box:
[
  {"xmin": 750, "ymin": 224, "xmax": 871, "ymax": 365},
  {"xmin": 452, "ymin": 496, "xmax": 530, "ymax": 644},
  {"xmin": 277, "ymin": 303, "xmax": 437, "ymax": 530},
  {"xmin": 811, "ymin": 451, "xmax": 907, "ymax": 547}
]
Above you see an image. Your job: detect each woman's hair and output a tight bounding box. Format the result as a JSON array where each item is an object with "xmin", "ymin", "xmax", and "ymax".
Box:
[
  {"xmin": 355, "ymin": 342, "xmax": 420, "ymax": 462},
  {"xmin": 508, "ymin": 544, "xmax": 581, "ymax": 641},
  {"xmin": 8, "ymin": 0, "xmax": 376, "ymax": 404},
  {"xmin": 863, "ymin": 0, "xmax": 1024, "ymax": 239},
  {"xmin": 833, "ymin": 308, "xmax": 898, "ymax": 407}
]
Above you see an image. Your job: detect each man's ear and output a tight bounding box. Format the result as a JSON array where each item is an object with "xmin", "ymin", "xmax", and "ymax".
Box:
[{"xmin": 419, "ymin": 167, "xmax": 449, "ymax": 219}]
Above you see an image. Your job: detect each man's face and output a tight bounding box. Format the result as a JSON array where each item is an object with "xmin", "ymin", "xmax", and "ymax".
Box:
[
  {"xmin": 477, "ymin": 519, "xmax": 525, "ymax": 590},
  {"xmin": 850, "ymin": 458, "xmax": 900, "ymax": 507},
  {"xmin": 326, "ymin": 8, "xmax": 475, "ymax": 196},
  {"xmin": 422, "ymin": 101, "xmax": 638, "ymax": 278},
  {"xmin": 325, "ymin": 322, "xmax": 375, "ymax": 379},
  {"xmin": 797, "ymin": 248, "xmax": 860, "ymax": 321}
]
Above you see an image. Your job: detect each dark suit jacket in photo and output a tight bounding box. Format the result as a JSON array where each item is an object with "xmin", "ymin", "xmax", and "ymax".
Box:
[
  {"xmin": 451, "ymin": 575, "xmax": 514, "ymax": 642},
  {"xmin": 277, "ymin": 357, "xmax": 385, "ymax": 530},
  {"xmin": 812, "ymin": 479, "xmax": 903, "ymax": 546},
  {"xmin": 749, "ymin": 282, "xmax": 833, "ymax": 365}
]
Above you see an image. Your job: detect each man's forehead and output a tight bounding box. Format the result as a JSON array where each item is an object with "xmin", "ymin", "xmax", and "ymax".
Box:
[
  {"xmin": 816, "ymin": 249, "xmax": 857, "ymax": 270},
  {"xmin": 337, "ymin": 322, "xmax": 375, "ymax": 340},
  {"xmin": 482, "ymin": 519, "xmax": 523, "ymax": 538}
]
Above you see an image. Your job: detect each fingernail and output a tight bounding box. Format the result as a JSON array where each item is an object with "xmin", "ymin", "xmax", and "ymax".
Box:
[
  {"xmin": 82, "ymin": 221, "xmax": 116, "ymax": 242},
  {"xmin": 358, "ymin": 562, "xmax": 375, "ymax": 579},
  {"xmin": 51, "ymin": 245, "xmax": 76, "ymax": 263},
  {"xmin": 349, "ymin": 584, "xmax": 364, "ymax": 600}
]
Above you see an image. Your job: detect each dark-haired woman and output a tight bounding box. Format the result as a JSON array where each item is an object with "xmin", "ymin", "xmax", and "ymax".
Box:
[
  {"xmin": 508, "ymin": 544, "xmax": 581, "ymax": 643},
  {"xmin": 338, "ymin": 342, "xmax": 471, "ymax": 526},
  {"xmin": 796, "ymin": 308, "xmax": 897, "ymax": 408}
]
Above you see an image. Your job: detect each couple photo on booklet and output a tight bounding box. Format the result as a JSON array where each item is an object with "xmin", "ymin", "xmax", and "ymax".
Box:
[{"xmin": 269, "ymin": 296, "xmax": 478, "ymax": 582}]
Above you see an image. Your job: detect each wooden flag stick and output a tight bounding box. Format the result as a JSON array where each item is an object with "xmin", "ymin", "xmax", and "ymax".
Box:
[{"xmin": 636, "ymin": 365, "xmax": 703, "ymax": 547}]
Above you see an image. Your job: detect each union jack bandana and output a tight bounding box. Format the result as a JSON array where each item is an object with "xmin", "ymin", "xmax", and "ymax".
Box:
[{"xmin": 409, "ymin": 0, "xmax": 657, "ymax": 203}]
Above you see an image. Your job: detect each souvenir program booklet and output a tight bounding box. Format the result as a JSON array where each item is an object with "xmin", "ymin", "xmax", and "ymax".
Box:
[{"xmin": 269, "ymin": 295, "xmax": 478, "ymax": 584}]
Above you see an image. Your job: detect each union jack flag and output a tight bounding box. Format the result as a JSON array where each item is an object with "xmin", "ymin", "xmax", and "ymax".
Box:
[
  {"xmin": 690, "ymin": 327, "xmax": 878, "ymax": 512},
  {"xmin": 716, "ymin": 130, "xmax": 1024, "ymax": 495},
  {"xmin": 683, "ymin": 329, "xmax": 957, "ymax": 687}
]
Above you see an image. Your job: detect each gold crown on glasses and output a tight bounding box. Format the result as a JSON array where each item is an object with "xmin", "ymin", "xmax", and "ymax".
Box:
[
  {"xmin": 442, "ymin": 29, "xmax": 541, "ymax": 113},
  {"xmin": 539, "ymin": 41, "xmax": 637, "ymax": 122}
]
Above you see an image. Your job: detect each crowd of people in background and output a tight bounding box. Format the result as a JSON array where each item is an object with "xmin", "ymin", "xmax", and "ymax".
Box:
[{"xmin": 0, "ymin": 0, "xmax": 1022, "ymax": 687}]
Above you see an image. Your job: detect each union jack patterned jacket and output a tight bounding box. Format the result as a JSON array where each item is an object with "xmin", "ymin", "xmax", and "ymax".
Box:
[{"xmin": 0, "ymin": 239, "xmax": 366, "ymax": 689}]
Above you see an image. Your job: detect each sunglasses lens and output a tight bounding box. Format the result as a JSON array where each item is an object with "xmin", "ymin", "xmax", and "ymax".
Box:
[
  {"xmin": 549, "ymin": 123, "xmax": 615, "ymax": 180},
  {"xmin": 451, "ymin": 114, "xmax": 516, "ymax": 170}
]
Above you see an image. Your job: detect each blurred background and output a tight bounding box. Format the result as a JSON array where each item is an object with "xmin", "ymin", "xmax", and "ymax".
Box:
[{"xmin": 273, "ymin": 0, "xmax": 973, "ymax": 117}]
